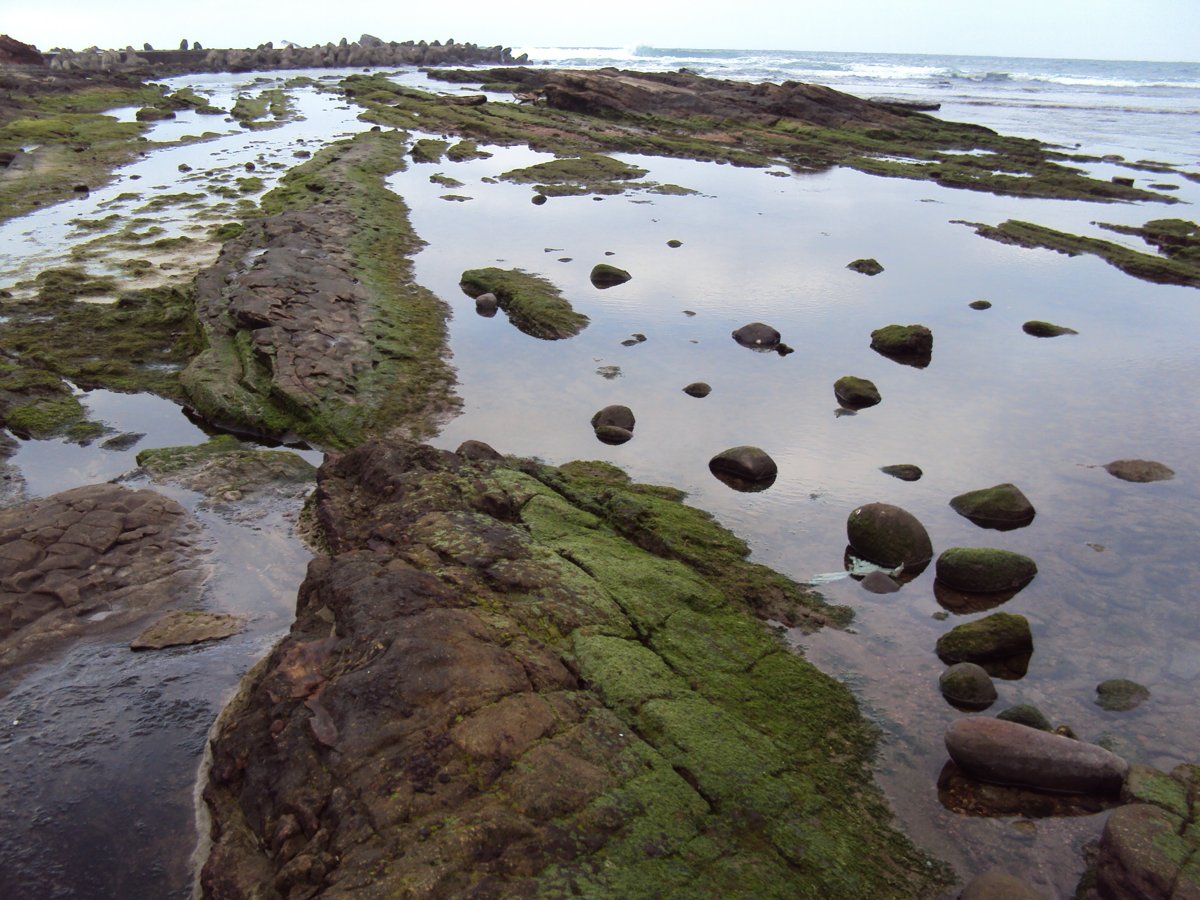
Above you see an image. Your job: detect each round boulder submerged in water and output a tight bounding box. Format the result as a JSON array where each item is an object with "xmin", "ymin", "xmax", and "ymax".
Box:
[
  {"xmin": 935, "ymin": 612, "xmax": 1033, "ymax": 666},
  {"xmin": 939, "ymin": 662, "xmax": 997, "ymax": 710},
  {"xmin": 1095, "ymin": 678, "xmax": 1150, "ymax": 712},
  {"xmin": 683, "ymin": 382, "xmax": 711, "ymax": 398},
  {"xmin": 709, "ymin": 446, "xmax": 777, "ymax": 491},
  {"xmin": 591, "ymin": 405, "xmax": 635, "ymax": 445},
  {"xmin": 474, "ymin": 292, "xmax": 499, "ymax": 316},
  {"xmin": 731, "ymin": 322, "xmax": 781, "ymax": 350},
  {"xmin": 936, "ymin": 547, "xmax": 1038, "ymax": 594},
  {"xmin": 1102, "ymin": 459, "xmax": 1175, "ymax": 483},
  {"xmin": 869, "ymin": 324, "xmax": 933, "ymax": 367},
  {"xmin": 846, "ymin": 502, "xmax": 933, "ymax": 569}
]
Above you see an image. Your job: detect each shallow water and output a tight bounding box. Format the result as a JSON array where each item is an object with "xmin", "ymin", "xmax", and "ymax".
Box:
[
  {"xmin": 396, "ymin": 141, "xmax": 1200, "ymax": 896},
  {"xmin": 1, "ymin": 65, "xmax": 1198, "ymax": 896}
]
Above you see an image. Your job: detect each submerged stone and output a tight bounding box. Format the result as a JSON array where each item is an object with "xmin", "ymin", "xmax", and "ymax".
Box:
[
  {"xmin": 731, "ymin": 322, "xmax": 781, "ymax": 350},
  {"xmin": 936, "ymin": 612, "xmax": 1033, "ymax": 670},
  {"xmin": 709, "ymin": 446, "xmax": 778, "ymax": 491},
  {"xmin": 881, "ymin": 464, "xmax": 922, "ymax": 482},
  {"xmin": 1101, "ymin": 459, "xmax": 1175, "ymax": 483},
  {"xmin": 595, "ymin": 425, "xmax": 634, "ymax": 445},
  {"xmin": 1023, "ymin": 320, "xmax": 1077, "ymax": 337},
  {"xmin": 996, "ymin": 704, "xmax": 1053, "ymax": 732},
  {"xmin": 846, "ymin": 502, "xmax": 932, "ymax": 569},
  {"xmin": 869, "ymin": 324, "xmax": 932, "ymax": 367},
  {"xmin": 949, "ymin": 483, "xmax": 1036, "ymax": 530},
  {"xmin": 935, "ymin": 547, "xmax": 1038, "ymax": 594},
  {"xmin": 590, "ymin": 263, "xmax": 632, "ymax": 288},
  {"xmin": 859, "ymin": 570, "xmax": 900, "ymax": 594},
  {"xmin": 683, "ymin": 382, "xmax": 711, "ymax": 398},
  {"xmin": 1095, "ymin": 678, "xmax": 1150, "ymax": 712},
  {"xmin": 847, "ymin": 258, "xmax": 884, "ymax": 276},
  {"xmin": 834, "ymin": 376, "xmax": 881, "ymax": 409},
  {"xmin": 939, "ymin": 662, "xmax": 997, "ymax": 710}
]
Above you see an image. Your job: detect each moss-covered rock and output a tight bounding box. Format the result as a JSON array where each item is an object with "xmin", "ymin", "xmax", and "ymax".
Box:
[
  {"xmin": 589, "ymin": 263, "xmax": 632, "ymax": 288},
  {"xmin": 459, "ymin": 267, "xmax": 589, "ymax": 339},
  {"xmin": 935, "ymin": 612, "xmax": 1033, "ymax": 667},
  {"xmin": 939, "ymin": 662, "xmax": 997, "ymax": 710},
  {"xmin": 1095, "ymin": 678, "xmax": 1151, "ymax": 712},
  {"xmin": 834, "ymin": 376, "xmax": 881, "ymax": 410},
  {"xmin": 949, "ymin": 483, "xmax": 1036, "ymax": 530},
  {"xmin": 935, "ymin": 547, "xmax": 1038, "ymax": 594},
  {"xmin": 847, "ymin": 258, "xmax": 883, "ymax": 276},
  {"xmin": 869, "ymin": 324, "xmax": 932, "ymax": 367},
  {"xmin": 996, "ymin": 704, "xmax": 1052, "ymax": 732},
  {"xmin": 1101, "ymin": 459, "xmax": 1175, "ymax": 483},
  {"xmin": 846, "ymin": 502, "xmax": 932, "ymax": 570},
  {"xmin": 1023, "ymin": 320, "xmax": 1078, "ymax": 337}
]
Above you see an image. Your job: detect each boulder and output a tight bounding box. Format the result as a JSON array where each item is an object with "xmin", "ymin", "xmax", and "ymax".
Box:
[
  {"xmin": 709, "ymin": 446, "xmax": 778, "ymax": 491},
  {"xmin": 936, "ymin": 613, "xmax": 1032, "ymax": 672},
  {"xmin": 1023, "ymin": 320, "xmax": 1077, "ymax": 337},
  {"xmin": 591, "ymin": 405, "xmax": 635, "ymax": 431},
  {"xmin": 1101, "ymin": 459, "xmax": 1174, "ymax": 483},
  {"xmin": 731, "ymin": 322, "xmax": 780, "ymax": 350},
  {"xmin": 1082, "ymin": 803, "xmax": 1199, "ymax": 899},
  {"xmin": 474, "ymin": 291, "xmax": 499, "ymax": 314},
  {"xmin": 595, "ymin": 425, "xmax": 634, "ymax": 445},
  {"xmin": 944, "ymin": 717, "xmax": 1128, "ymax": 794},
  {"xmin": 834, "ymin": 376, "xmax": 881, "ymax": 409},
  {"xmin": 969, "ymin": 300, "xmax": 992, "ymax": 310},
  {"xmin": 996, "ymin": 704, "xmax": 1052, "ymax": 732},
  {"xmin": 1095, "ymin": 678, "xmax": 1150, "ymax": 712},
  {"xmin": 456, "ymin": 440, "xmax": 503, "ymax": 461},
  {"xmin": 960, "ymin": 869, "xmax": 1044, "ymax": 900},
  {"xmin": 589, "ymin": 263, "xmax": 631, "ymax": 288},
  {"xmin": 939, "ymin": 662, "xmax": 997, "ymax": 710},
  {"xmin": 880, "ymin": 464, "xmax": 922, "ymax": 482},
  {"xmin": 859, "ymin": 570, "xmax": 900, "ymax": 594},
  {"xmin": 846, "ymin": 502, "xmax": 932, "ymax": 569},
  {"xmin": 935, "ymin": 548, "xmax": 1037, "ymax": 594},
  {"xmin": 949, "ymin": 483, "xmax": 1035, "ymax": 530},
  {"xmin": 847, "ymin": 258, "xmax": 883, "ymax": 276},
  {"xmin": 869, "ymin": 324, "xmax": 932, "ymax": 367},
  {"xmin": 683, "ymin": 382, "xmax": 711, "ymax": 398}
]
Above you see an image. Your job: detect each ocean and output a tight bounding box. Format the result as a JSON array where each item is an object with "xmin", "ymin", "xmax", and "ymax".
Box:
[{"xmin": 513, "ymin": 46, "xmax": 1200, "ymax": 164}]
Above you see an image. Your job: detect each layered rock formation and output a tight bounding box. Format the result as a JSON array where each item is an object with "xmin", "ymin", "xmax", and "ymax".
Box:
[{"xmin": 199, "ymin": 439, "xmax": 946, "ymax": 898}]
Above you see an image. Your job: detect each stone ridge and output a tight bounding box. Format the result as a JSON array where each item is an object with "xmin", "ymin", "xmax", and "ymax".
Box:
[{"xmin": 199, "ymin": 439, "xmax": 949, "ymax": 898}]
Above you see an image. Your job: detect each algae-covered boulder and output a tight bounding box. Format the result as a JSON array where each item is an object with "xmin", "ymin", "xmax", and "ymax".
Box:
[
  {"xmin": 949, "ymin": 483, "xmax": 1035, "ymax": 530},
  {"xmin": 935, "ymin": 547, "xmax": 1038, "ymax": 594},
  {"xmin": 935, "ymin": 612, "xmax": 1033, "ymax": 669},
  {"xmin": 996, "ymin": 704, "xmax": 1052, "ymax": 732},
  {"xmin": 1079, "ymin": 803, "xmax": 1200, "ymax": 899},
  {"xmin": 589, "ymin": 263, "xmax": 631, "ymax": 288},
  {"xmin": 460, "ymin": 267, "xmax": 589, "ymax": 340},
  {"xmin": 1023, "ymin": 320, "xmax": 1077, "ymax": 337},
  {"xmin": 939, "ymin": 662, "xmax": 997, "ymax": 710},
  {"xmin": 846, "ymin": 502, "xmax": 932, "ymax": 569},
  {"xmin": 1095, "ymin": 678, "xmax": 1150, "ymax": 712},
  {"xmin": 1101, "ymin": 459, "xmax": 1175, "ymax": 483},
  {"xmin": 198, "ymin": 439, "xmax": 948, "ymax": 898},
  {"xmin": 869, "ymin": 324, "xmax": 932, "ymax": 367},
  {"xmin": 834, "ymin": 376, "xmax": 881, "ymax": 409}
]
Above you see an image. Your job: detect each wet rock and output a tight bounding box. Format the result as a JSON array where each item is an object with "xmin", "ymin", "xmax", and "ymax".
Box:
[
  {"xmin": 859, "ymin": 570, "xmax": 900, "ymax": 593},
  {"xmin": 474, "ymin": 291, "xmax": 499, "ymax": 314},
  {"xmin": 935, "ymin": 548, "xmax": 1038, "ymax": 594},
  {"xmin": 0, "ymin": 484, "xmax": 205, "ymax": 679},
  {"xmin": 595, "ymin": 425, "xmax": 634, "ymax": 445},
  {"xmin": 960, "ymin": 869, "xmax": 1044, "ymax": 899},
  {"xmin": 198, "ymin": 438, "xmax": 942, "ymax": 898},
  {"xmin": 531, "ymin": 193, "xmax": 547, "ymax": 204},
  {"xmin": 1095, "ymin": 678, "xmax": 1150, "ymax": 712},
  {"xmin": 834, "ymin": 376, "xmax": 880, "ymax": 409},
  {"xmin": 949, "ymin": 483, "xmax": 1035, "ymax": 530},
  {"xmin": 461, "ymin": 267, "xmax": 589, "ymax": 340},
  {"xmin": 944, "ymin": 717, "xmax": 1128, "ymax": 794},
  {"xmin": 869, "ymin": 324, "xmax": 932, "ymax": 367},
  {"xmin": 846, "ymin": 502, "xmax": 933, "ymax": 569},
  {"xmin": 456, "ymin": 440, "xmax": 503, "ymax": 461},
  {"xmin": 99, "ymin": 431, "xmax": 145, "ymax": 452},
  {"xmin": 1101, "ymin": 459, "xmax": 1174, "ymax": 483},
  {"xmin": 683, "ymin": 382, "xmax": 711, "ymax": 398},
  {"xmin": 936, "ymin": 613, "xmax": 1033, "ymax": 671},
  {"xmin": 1023, "ymin": 320, "xmax": 1077, "ymax": 337},
  {"xmin": 131, "ymin": 610, "xmax": 246, "ymax": 650},
  {"xmin": 667, "ymin": 239, "xmax": 683, "ymax": 248},
  {"xmin": 136, "ymin": 435, "xmax": 316, "ymax": 505},
  {"xmin": 589, "ymin": 263, "xmax": 631, "ymax": 288},
  {"xmin": 1080, "ymin": 803, "xmax": 1198, "ymax": 899},
  {"xmin": 731, "ymin": 322, "xmax": 781, "ymax": 350},
  {"xmin": 847, "ymin": 258, "xmax": 883, "ymax": 276},
  {"xmin": 709, "ymin": 446, "xmax": 778, "ymax": 491},
  {"xmin": 881, "ymin": 464, "xmax": 922, "ymax": 482},
  {"xmin": 969, "ymin": 300, "xmax": 992, "ymax": 310},
  {"xmin": 996, "ymin": 704, "xmax": 1052, "ymax": 732},
  {"xmin": 939, "ymin": 662, "xmax": 997, "ymax": 710},
  {"xmin": 1120, "ymin": 763, "xmax": 1191, "ymax": 817},
  {"xmin": 938, "ymin": 760, "xmax": 1119, "ymax": 819},
  {"xmin": 591, "ymin": 405, "xmax": 635, "ymax": 432}
]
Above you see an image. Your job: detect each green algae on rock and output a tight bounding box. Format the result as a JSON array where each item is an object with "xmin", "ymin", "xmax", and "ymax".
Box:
[
  {"xmin": 459, "ymin": 267, "xmax": 590, "ymax": 339},
  {"xmin": 136, "ymin": 434, "xmax": 316, "ymax": 502},
  {"xmin": 935, "ymin": 548, "xmax": 1038, "ymax": 595},
  {"xmin": 935, "ymin": 612, "xmax": 1033, "ymax": 669},
  {"xmin": 181, "ymin": 129, "xmax": 458, "ymax": 448},
  {"xmin": 199, "ymin": 439, "xmax": 948, "ymax": 897}
]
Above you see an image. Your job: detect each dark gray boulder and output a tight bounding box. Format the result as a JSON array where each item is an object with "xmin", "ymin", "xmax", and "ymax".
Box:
[
  {"xmin": 859, "ymin": 570, "xmax": 900, "ymax": 594},
  {"xmin": 949, "ymin": 483, "xmax": 1035, "ymax": 530},
  {"xmin": 591, "ymin": 405, "xmax": 635, "ymax": 431},
  {"xmin": 709, "ymin": 446, "xmax": 778, "ymax": 491},
  {"xmin": 881, "ymin": 464, "xmax": 922, "ymax": 482},
  {"xmin": 683, "ymin": 382, "xmax": 711, "ymax": 398},
  {"xmin": 457, "ymin": 440, "xmax": 503, "ymax": 461},
  {"xmin": 944, "ymin": 717, "xmax": 1128, "ymax": 794},
  {"xmin": 589, "ymin": 263, "xmax": 631, "ymax": 288},
  {"xmin": 834, "ymin": 376, "xmax": 880, "ymax": 409},
  {"xmin": 475, "ymin": 292, "xmax": 499, "ymax": 314},
  {"xmin": 935, "ymin": 548, "xmax": 1038, "ymax": 594},
  {"xmin": 847, "ymin": 258, "xmax": 883, "ymax": 275},
  {"xmin": 939, "ymin": 662, "xmax": 997, "ymax": 710},
  {"xmin": 595, "ymin": 425, "xmax": 634, "ymax": 445},
  {"xmin": 846, "ymin": 502, "xmax": 932, "ymax": 569},
  {"xmin": 731, "ymin": 322, "xmax": 781, "ymax": 350}
]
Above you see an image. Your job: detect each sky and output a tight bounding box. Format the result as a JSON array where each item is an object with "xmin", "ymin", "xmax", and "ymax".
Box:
[{"xmin": 5, "ymin": 0, "xmax": 1199, "ymax": 62}]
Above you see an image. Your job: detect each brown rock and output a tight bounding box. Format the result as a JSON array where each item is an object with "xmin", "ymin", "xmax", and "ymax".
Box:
[{"xmin": 131, "ymin": 611, "xmax": 246, "ymax": 650}]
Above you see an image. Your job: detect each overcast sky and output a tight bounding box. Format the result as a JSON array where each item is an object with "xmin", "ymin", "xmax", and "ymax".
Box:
[{"xmin": 6, "ymin": 0, "xmax": 1199, "ymax": 61}]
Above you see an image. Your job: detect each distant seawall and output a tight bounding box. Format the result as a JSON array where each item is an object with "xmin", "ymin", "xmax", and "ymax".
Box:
[{"xmin": 38, "ymin": 36, "xmax": 526, "ymax": 76}]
